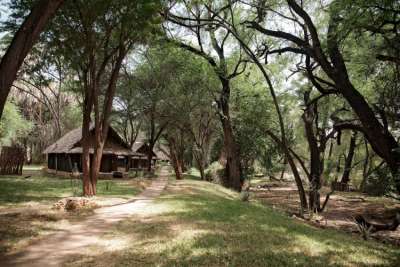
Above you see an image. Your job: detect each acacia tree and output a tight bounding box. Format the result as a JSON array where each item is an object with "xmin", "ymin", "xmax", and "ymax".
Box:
[
  {"xmin": 118, "ymin": 46, "xmax": 218, "ymax": 179},
  {"xmin": 165, "ymin": 1, "xmax": 247, "ymax": 191},
  {"xmin": 160, "ymin": 48, "xmax": 218, "ymax": 181},
  {"xmin": 301, "ymin": 89, "xmax": 337, "ymax": 211},
  {"xmin": 197, "ymin": 0, "xmax": 399, "ymax": 211},
  {"xmin": 195, "ymin": 1, "xmax": 309, "ymax": 209},
  {"xmin": 241, "ymin": 0, "xmax": 400, "ymax": 193},
  {"xmin": 189, "ymin": 110, "xmax": 217, "ymax": 181},
  {"xmin": 0, "ymin": 0, "xmax": 65, "ymax": 119},
  {"xmin": 42, "ymin": 0, "xmax": 161, "ymax": 195},
  {"xmin": 164, "ymin": 128, "xmax": 189, "ymax": 180},
  {"xmin": 118, "ymin": 48, "xmax": 174, "ymax": 173}
]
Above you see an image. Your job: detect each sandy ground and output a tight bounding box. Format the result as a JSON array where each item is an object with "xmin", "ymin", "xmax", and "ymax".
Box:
[{"xmin": 252, "ymin": 180, "xmax": 400, "ymax": 245}]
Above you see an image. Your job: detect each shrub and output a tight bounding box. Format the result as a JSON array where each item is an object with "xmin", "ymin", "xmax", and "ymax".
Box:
[
  {"xmin": 205, "ymin": 162, "xmax": 224, "ymax": 183},
  {"xmin": 187, "ymin": 167, "xmax": 200, "ymax": 176},
  {"xmin": 364, "ymin": 168, "xmax": 394, "ymax": 196}
]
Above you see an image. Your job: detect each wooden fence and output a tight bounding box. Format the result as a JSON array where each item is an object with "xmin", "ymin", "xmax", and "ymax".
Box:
[
  {"xmin": 331, "ymin": 181, "xmax": 350, "ymax": 192},
  {"xmin": 0, "ymin": 146, "xmax": 25, "ymax": 175}
]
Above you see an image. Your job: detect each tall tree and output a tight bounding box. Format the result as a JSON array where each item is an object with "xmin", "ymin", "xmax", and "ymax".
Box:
[
  {"xmin": 118, "ymin": 46, "xmax": 218, "ymax": 179},
  {"xmin": 42, "ymin": 0, "xmax": 162, "ymax": 195},
  {"xmin": 242, "ymin": 0, "xmax": 400, "ymax": 193},
  {"xmin": 301, "ymin": 89, "xmax": 336, "ymax": 211},
  {"xmin": 165, "ymin": 1, "xmax": 247, "ymax": 191},
  {"xmin": 203, "ymin": 1, "xmax": 309, "ymax": 209}
]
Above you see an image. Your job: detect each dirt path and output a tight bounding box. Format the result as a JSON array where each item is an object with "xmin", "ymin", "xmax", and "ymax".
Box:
[{"xmin": 2, "ymin": 172, "xmax": 169, "ymax": 267}]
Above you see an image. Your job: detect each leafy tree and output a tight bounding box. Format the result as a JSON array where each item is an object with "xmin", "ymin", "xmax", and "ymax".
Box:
[
  {"xmin": 116, "ymin": 45, "xmax": 219, "ymax": 180},
  {"xmin": 241, "ymin": 0, "xmax": 400, "ymax": 194},
  {"xmin": 37, "ymin": 0, "xmax": 162, "ymax": 195},
  {"xmin": 0, "ymin": 101, "xmax": 32, "ymax": 146},
  {"xmin": 165, "ymin": 0, "xmax": 248, "ymax": 191}
]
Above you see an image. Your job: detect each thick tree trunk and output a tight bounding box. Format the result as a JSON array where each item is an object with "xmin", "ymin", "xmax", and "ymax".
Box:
[
  {"xmin": 81, "ymin": 78, "xmax": 95, "ymax": 196},
  {"xmin": 174, "ymin": 158, "xmax": 183, "ymax": 180},
  {"xmin": 303, "ymin": 104, "xmax": 322, "ymax": 212},
  {"xmin": 327, "ymin": 75, "xmax": 399, "ymax": 191},
  {"xmin": 341, "ymin": 132, "xmax": 357, "ymax": 184},
  {"xmin": 82, "ymin": 126, "xmax": 95, "ymax": 196},
  {"xmin": 325, "ymin": 17, "xmax": 400, "ymax": 193},
  {"xmin": 90, "ymin": 131, "xmax": 106, "ymax": 195},
  {"xmin": 218, "ymin": 82, "xmax": 242, "ymax": 191},
  {"xmin": 0, "ymin": 0, "xmax": 64, "ymax": 119}
]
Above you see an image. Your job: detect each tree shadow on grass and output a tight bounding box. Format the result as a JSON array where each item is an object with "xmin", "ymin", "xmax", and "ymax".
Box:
[
  {"xmin": 0, "ymin": 177, "xmax": 73, "ymax": 204},
  {"xmin": 64, "ymin": 180, "xmax": 400, "ymax": 267},
  {"xmin": 0, "ymin": 211, "xmax": 65, "ymax": 254}
]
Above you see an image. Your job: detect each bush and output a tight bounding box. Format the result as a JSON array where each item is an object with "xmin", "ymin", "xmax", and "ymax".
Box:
[
  {"xmin": 187, "ymin": 167, "xmax": 200, "ymax": 176},
  {"xmin": 205, "ymin": 162, "xmax": 224, "ymax": 183},
  {"xmin": 364, "ymin": 168, "xmax": 394, "ymax": 196}
]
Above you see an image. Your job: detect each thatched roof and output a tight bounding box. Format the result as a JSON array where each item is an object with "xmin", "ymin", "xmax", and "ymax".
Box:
[
  {"xmin": 43, "ymin": 127, "xmax": 83, "ymax": 154},
  {"xmin": 154, "ymin": 145, "xmax": 170, "ymax": 161},
  {"xmin": 131, "ymin": 141, "xmax": 145, "ymax": 153},
  {"xmin": 43, "ymin": 125, "xmax": 140, "ymax": 156},
  {"xmin": 131, "ymin": 138, "xmax": 169, "ymax": 161}
]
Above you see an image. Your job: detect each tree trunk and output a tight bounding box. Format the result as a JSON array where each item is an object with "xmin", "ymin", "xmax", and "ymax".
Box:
[
  {"xmin": 146, "ymin": 147, "xmax": 153, "ymax": 173},
  {"xmin": 301, "ymin": 92, "xmax": 332, "ymax": 212},
  {"xmin": 194, "ymin": 149, "xmax": 206, "ymax": 180},
  {"xmin": 266, "ymin": 130, "xmax": 308, "ymax": 211},
  {"xmin": 325, "ymin": 17, "xmax": 400, "ymax": 193},
  {"xmin": 302, "ymin": 102, "xmax": 323, "ymax": 212},
  {"xmin": 0, "ymin": 0, "xmax": 64, "ymax": 119},
  {"xmin": 279, "ymin": 157, "xmax": 287, "ymax": 180},
  {"xmin": 229, "ymin": 31, "xmax": 308, "ymax": 209},
  {"xmin": 287, "ymin": 150, "xmax": 308, "ymax": 211},
  {"xmin": 82, "ymin": 128, "xmax": 95, "ymax": 196},
  {"xmin": 218, "ymin": 81, "xmax": 242, "ymax": 191},
  {"xmin": 168, "ymin": 137, "xmax": 183, "ymax": 180},
  {"xmin": 81, "ymin": 78, "xmax": 95, "ymax": 195},
  {"xmin": 341, "ymin": 132, "xmax": 357, "ymax": 184},
  {"xmin": 360, "ymin": 137, "xmax": 371, "ymax": 192},
  {"xmin": 199, "ymin": 163, "xmax": 205, "ymax": 180},
  {"xmin": 90, "ymin": 130, "xmax": 106, "ymax": 196}
]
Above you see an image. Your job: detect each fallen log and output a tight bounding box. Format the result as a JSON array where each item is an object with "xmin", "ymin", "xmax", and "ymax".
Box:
[{"xmin": 355, "ymin": 212, "xmax": 400, "ymax": 233}]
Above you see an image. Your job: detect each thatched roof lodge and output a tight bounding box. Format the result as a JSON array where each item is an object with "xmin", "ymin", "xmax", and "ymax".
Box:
[
  {"xmin": 43, "ymin": 125, "xmax": 139, "ymax": 177},
  {"xmin": 130, "ymin": 140, "xmax": 170, "ymax": 170},
  {"xmin": 130, "ymin": 140, "xmax": 158, "ymax": 170}
]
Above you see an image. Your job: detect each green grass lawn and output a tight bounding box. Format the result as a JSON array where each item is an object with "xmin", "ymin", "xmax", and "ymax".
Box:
[
  {"xmin": 65, "ymin": 179, "xmax": 400, "ymax": 267},
  {"xmin": 0, "ymin": 174, "xmax": 142, "ymax": 207},
  {"xmin": 0, "ymin": 172, "xmax": 148, "ymax": 254}
]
